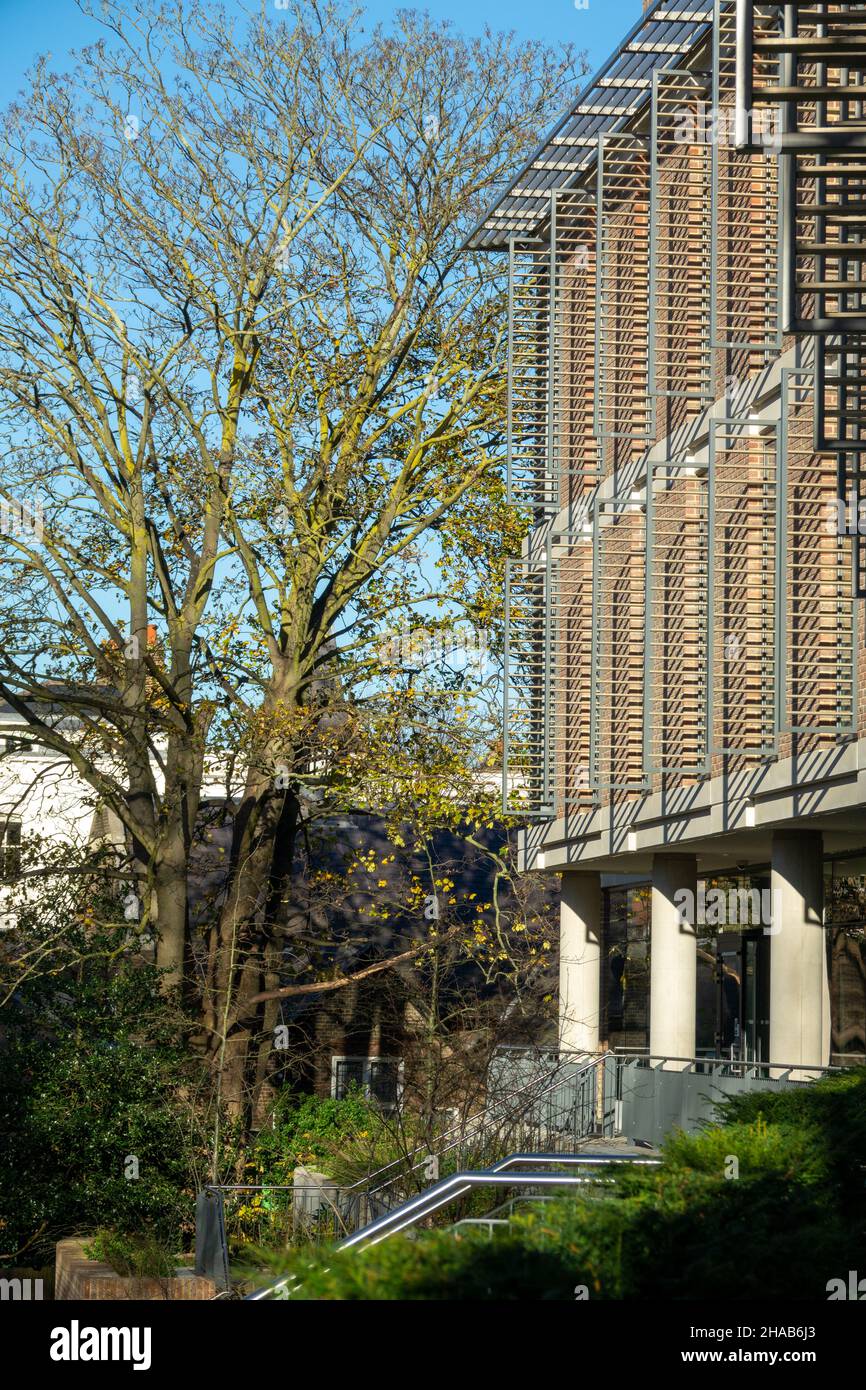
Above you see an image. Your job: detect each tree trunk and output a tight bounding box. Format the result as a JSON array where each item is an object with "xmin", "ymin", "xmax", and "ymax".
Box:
[
  {"xmin": 203, "ymin": 771, "xmax": 302, "ymax": 1133},
  {"xmin": 154, "ymin": 860, "xmax": 189, "ymax": 989}
]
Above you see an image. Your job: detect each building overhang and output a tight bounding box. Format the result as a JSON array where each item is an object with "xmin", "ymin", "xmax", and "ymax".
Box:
[
  {"xmin": 465, "ymin": 0, "xmax": 713, "ymax": 252},
  {"xmin": 519, "ymin": 733, "xmax": 866, "ymax": 877}
]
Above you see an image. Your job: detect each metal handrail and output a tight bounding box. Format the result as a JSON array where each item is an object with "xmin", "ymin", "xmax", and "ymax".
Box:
[
  {"xmin": 612, "ymin": 1050, "xmax": 841, "ymax": 1079},
  {"xmin": 451, "ymin": 1192, "xmax": 570, "ymax": 1230},
  {"xmin": 344, "ymin": 1050, "xmax": 600, "ymax": 1204},
  {"xmin": 341, "ymin": 1151, "xmax": 659, "ymax": 1250},
  {"xmin": 245, "ymin": 1151, "xmax": 659, "ymax": 1297},
  {"xmin": 343, "ymin": 1050, "xmax": 596, "ymax": 1194}
]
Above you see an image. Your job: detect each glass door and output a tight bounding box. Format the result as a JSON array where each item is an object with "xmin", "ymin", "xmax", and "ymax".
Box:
[{"xmin": 715, "ymin": 930, "xmax": 770, "ymax": 1062}]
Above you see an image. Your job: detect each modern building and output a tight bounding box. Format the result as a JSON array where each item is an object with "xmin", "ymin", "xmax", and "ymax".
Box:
[{"xmin": 470, "ymin": 0, "xmax": 866, "ymax": 1070}]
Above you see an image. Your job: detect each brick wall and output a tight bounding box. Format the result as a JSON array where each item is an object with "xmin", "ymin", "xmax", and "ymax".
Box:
[{"xmin": 54, "ymin": 1239, "xmax": 215, "ymax": 1302}]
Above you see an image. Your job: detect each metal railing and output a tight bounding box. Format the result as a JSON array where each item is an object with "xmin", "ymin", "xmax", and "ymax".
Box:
[
  {"xmin": 612, "ymin": 1049, "xmax": 842, "ymax": 1082},
  {"xmin": 340, "ymin": 1151, "xmax": 659, "ymax": 1251},
  {"xmin": 197, "ymin": 1050, "xmax": 611, "ymax": 1288},
  {"xmin": 340, "ymin": 1049, "xmax": 608, "ymax": 1217},
  {"xmin": 246, "ymin": 1151, "xmax": 660, "ymax": 1299},
  {"xmin": 236, "ymin": 1043, "xmax": 842, "ymax": 1296},
  {"xmin": 612, "ymin": 1049, "xmax": 842, "ymax": 1148},
  {"xmin": 202, "ymin": 1046, "xmax": 838, "ymax": 1289},
  {"xmin": 451, "ymin": 1192, "xmax": 566, "ymax": 1238}
]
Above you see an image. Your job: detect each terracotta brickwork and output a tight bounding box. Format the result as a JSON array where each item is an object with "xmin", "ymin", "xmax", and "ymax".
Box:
[
  {"xmin": 502, "ymin": 4, "xmax": 865, "ymax": 827},
  {"xmin": 550, "ymin": 36, "xmax": 798, "ymax": 808}
]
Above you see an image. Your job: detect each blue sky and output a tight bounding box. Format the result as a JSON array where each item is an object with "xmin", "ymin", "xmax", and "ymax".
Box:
[{"xmin": 0, "ymin": 0, "xmax": 644, "ymax": 104}]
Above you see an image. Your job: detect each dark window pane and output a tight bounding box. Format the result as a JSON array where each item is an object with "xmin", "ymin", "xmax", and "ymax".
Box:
[
  {"xmin": 333, "ymin": 1058, "xmax": 365, "ymax": 1099},
  {"xmin": 1, "ymin": 820, "xmax": 21, "ymax": 881},
  {"xmin": 368, "ymin": 1060, "xmax": 399, "ymax": 1106}
]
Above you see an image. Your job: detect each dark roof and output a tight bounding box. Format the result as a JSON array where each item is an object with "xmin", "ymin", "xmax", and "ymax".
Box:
[{"xmin": 466, "ymin": 0, "xmax": 713, "ymax": 251}]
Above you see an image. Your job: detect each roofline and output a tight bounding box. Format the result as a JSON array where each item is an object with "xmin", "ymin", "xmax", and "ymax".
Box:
[{"xmin": 463, "ymin": 0, "xmax": 713, "ymax": 253}]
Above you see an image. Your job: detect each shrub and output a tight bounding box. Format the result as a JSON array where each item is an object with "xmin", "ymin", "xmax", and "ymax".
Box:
[
  {"xmin": 0, "ymin": 1033, "xmax": 199, "ymax": 1261},
  {"xmin": 0, "ymin": 920, "xmax": 206, "ymax": 1263},
  {"xmin": 83, "ymin": 1229, "xmax": 176, "ymax": 1280},
  {"xmin": 250, "ymin": 1091, "xmax": 385, "ymax": 1183}
]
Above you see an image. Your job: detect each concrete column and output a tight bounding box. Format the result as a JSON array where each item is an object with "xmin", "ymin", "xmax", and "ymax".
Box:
[
  {"xmin": 770, "ymin": 830, "xmax": 829, "ymax": 1072},
  {"xmin": 649, "ymin": 853, "xmax": 697, "ymax": 1063},
  {"xmin": 559, "ymin": 871, "xmax": 602, "ymax": 1055}
]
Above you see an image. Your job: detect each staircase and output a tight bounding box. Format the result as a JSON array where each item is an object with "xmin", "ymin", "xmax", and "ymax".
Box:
[
  {"xmin": 340, "ymin": 1050, "xmax": 612, "ymax": 1227},
  {"xmin": 241, "ymin": 1049, "xmax": 840, "ymax": 1296}
]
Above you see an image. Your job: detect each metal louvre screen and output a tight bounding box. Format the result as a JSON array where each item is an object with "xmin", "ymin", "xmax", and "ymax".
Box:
[
  {"xmin": 780, "ymin": 368, "xmax": 856, "ymax": 738},
  {"xmin": 711, "ymin": 0, "xmax": 782, "ymax": 351},
  {"xmin": 591, "ymin": 496, "xmax": 649, "ymax": 792},
  {"xmin": 793, "ymin": 136, "xmax": 866, "ymax": 333},
  {"xmin": 644, "ymin": 459, "xmax": 710, "ymax": 777},
  {"xmin": 649, "ymin": 68, "xmax": 714, "ymax": 433},
  {"xmin": 848, "ymin": 453, "xmax": 866, "ymax": 600},
  {"xmin": 551, "ymin": 189, "xmax": 601, "ymax": 509},
  {"xmin": 736, "ymin": 1, "xmax": 866, "ymax": 333},
  {"xmin": 550, "ymin": 531, "xmax": 596, "ymax": 812},
  {"xmin": 503, "ymin": 554, "xmax": 553, "ymax": 816},
  {"xmin": 815, "ymin": 337, "xmax": 866, "ymax": 598},
  {"xmin": 817, "ymin": 335, "xmax": 866, "ymax": 450},
  {"xmin": 743, "ymin": 0, "xmax": 866, "ymax": 132},
  {"xmin": 709, "ymin": 417, "xmax": 779, "ymax": 760},
  {"xmin": 594, "ymin": 132, "xmax": 653, "ymax": 472},
  {"xmin": 507, "ymin": 239, "xmax": 552, "ymax": 510}
]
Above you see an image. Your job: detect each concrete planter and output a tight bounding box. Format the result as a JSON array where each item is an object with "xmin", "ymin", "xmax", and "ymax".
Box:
[
  {"xmin": 55, "ymin": 1239, "xmax": 216, "ymax": 1301},
  {"xmin": 292, "ymin": 1166, "xmax": 343, "ymax": 1236}
]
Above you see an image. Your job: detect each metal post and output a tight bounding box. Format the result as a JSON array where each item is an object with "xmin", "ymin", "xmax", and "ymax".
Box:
[
  {"xmin": 506, "ymin": 236, "xmax": 515, "ymax": 503},
  {"xmin": 502, "ymin": 559, "xmax": 512, "ymax": 815},
  {"xmin": 542, "ymin": 534, "xmax": 553, "ymax": 814},
  {"xmin": 734, "ymin": 0, "xmax": 753, "ymax": 149},
  {"xmin": 706, "ymin": 425, "xmax": 717, "ymax": 760},
  {"xmin": 775, "ymin": 375, "xmax": 789, "ymax": 737},
  {"xmin": 643, "ymin": 460, "xmax": 655, "ymax": 780},
  {"xmin": 593, "ymin": 133, "xmax": 605, "ymax": 443},
  {"xmin": 548, "ymin": 190, "xmax": 557, "ymax": 512},
  {"xmin": 195, "ymin": 1189, "xmax": 230, "ymax": 1292},
  {"xmin": 779, "ymin": 6, "xmax": 797, "ymax": 332}
]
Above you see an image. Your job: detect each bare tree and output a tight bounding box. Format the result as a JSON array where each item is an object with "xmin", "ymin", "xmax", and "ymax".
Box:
[{"xmin": 0, "ymin": 0, "xmax": 584, "ymax": 1124}]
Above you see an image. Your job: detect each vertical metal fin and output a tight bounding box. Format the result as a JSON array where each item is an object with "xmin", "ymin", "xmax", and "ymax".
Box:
[
  {"xmin": 712, "ymin": 0, "xmax": 782, "ymax": 351},
  {"xmin": 507, "ymin": 237, "xmax": 553, "ymax": 511},
  {"xmin": 503, "ymin": 550, "xmax": 555, "ymax": 816},
  {"xmin": 708, "ymin": 416, "xmax": 779, "ymax": 760},
  {"xmin": 595, "ymin": 132, "xmax": 654, "ymax": 472},
  {"xmin": 644, "ymin": 457, "xmax": 711, "ymax": 778},
  {"xmin": 650, "ymin": 68, "xmax": 714, "ymax": 432},
  {"xmin": 551, "ymin": 189, "xmax": 601, "ymax": 508}
]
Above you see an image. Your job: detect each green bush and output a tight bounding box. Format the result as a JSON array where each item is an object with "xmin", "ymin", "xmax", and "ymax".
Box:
[
  {"xmin": 83, "ymin": 1229, "xmax": 176, "ymax": 1280},
  {"xmin": 248, "ymin": 1089, "xmax": 448, "ymax": 1189},
  {"xmin": 0, "ymin": 920, "xmax": 204, "ymax": 1263},
  {"xmin": 0, "ymin": 1033, "xmax": 199, "ymax": 1261},
  {"xmin": 250, "ymin": 1091, "xmax": 383, "ymax": 1183}
]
